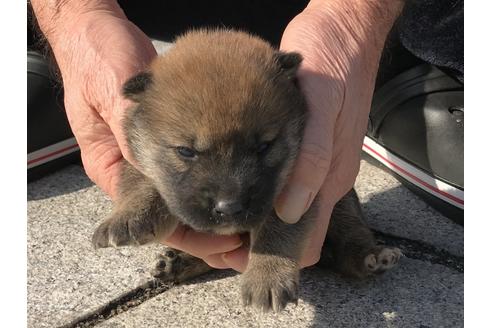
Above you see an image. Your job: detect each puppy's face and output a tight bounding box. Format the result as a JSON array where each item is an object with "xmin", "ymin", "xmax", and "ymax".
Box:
[{"xmin": 123, "ymin": 30, "xmax": 306, "ymax": 233}]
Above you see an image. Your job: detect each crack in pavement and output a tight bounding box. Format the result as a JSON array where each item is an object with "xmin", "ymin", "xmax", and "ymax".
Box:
[
  {"xmin": 373, "ymin": 230, "xmax": 463, "ymax": 273},
  {"xmin": 59, "ymin": 230, "xmax": 463, "ymax": 327},
  {"xmin": 59, "ymin": 280, "xmax": 173, "ymax": 328}
]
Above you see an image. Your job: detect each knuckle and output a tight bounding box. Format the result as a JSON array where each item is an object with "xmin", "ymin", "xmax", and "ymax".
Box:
[
  {"xmin": 203, "ymin": 255, "xmax": 227, "ymax": 269},
  {"xmin": 298, "ymin": 142, "xmax": 332, "ymax": 172},
  {"xmin": 80, "ymin": 151, "xmax": 98, "ymax": 182}
]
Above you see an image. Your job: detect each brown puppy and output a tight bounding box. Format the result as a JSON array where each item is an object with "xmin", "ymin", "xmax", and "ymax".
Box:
[{"xmin": 92, "ymin": 29, "xmax": 401, "ymax": 312}]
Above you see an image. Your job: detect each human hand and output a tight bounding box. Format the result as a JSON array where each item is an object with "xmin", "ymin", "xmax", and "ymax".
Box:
[{"xmin": 222, "ymin": 0, "xmax": 403, "ymax": 272}]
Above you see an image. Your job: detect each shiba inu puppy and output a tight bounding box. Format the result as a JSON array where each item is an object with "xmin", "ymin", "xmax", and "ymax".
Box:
[{"xmin": 92, "ymin": 29, "xmax": 401, "ymax": 312}]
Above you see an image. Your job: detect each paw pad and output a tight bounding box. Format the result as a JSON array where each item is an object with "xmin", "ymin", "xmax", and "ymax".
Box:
[{"xmin": 364, "ymin": 247, "xmax": 402, "ymax": 274}]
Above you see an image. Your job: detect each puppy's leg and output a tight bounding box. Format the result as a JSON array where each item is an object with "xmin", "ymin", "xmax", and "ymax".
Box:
[
  {"xmin": 324, "ymin": 189, "xmax": 402, "ymax": 278},
  {"xmin": 241, "ymin": 212, "xmax": 313, "ymax": 312},
  {"xmin": 151, "ymin": 249, "xmax": 213, "ymax": 283},
  {"xmin": 92, "ymin": 161, "xmax": 178, "ymax": 248}
]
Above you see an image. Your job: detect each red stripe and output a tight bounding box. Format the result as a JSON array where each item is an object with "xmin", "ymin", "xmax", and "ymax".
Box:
[
  {"xmin": 363, "ymin": 143, "xmax": 464, "ymax": 205},
  {"xmin": 27, "ymin": 143, "xmax": 79, "ymax": 165}
]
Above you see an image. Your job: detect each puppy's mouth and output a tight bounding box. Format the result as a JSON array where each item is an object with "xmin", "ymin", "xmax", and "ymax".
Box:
[
  {"xmin": 207, "ymin": 224, "xmax": 245, "ymax": 235},
  {"xmin": 175, "ymin": 207, "xmax": 266, "ymax": 234}
]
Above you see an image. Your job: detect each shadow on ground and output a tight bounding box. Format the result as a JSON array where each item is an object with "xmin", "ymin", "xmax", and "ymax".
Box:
[
  {"xmin": 301, "ymin": 180, "xmax": 463, "ymax": 327},
  {"xmin": 27, "ymin": 165, "xmax": 93, "ymax": 201}
]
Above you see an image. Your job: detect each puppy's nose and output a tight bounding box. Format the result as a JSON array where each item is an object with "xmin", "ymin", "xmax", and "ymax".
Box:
[{"xmin": 214, "ymin": 199, "xmax": 244, "ymax": 216}]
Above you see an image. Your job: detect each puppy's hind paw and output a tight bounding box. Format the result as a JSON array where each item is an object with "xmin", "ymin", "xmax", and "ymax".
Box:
[
  {"xmin": 364, "ymin": 247, "xmax": 402, "ymax": 274},
  {"xmin": 151, "ymin": 249, "xmax": 212, "ymax": 283},
  {"xmin": 151, "ymin": 250, "xmax": 181, "ymax": 282}
]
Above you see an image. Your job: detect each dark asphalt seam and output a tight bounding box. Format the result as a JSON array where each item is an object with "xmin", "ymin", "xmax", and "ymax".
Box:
[
  {"xmin": 58, "ymin": 280, "xmax": 173, "ymax": 328},
  {"xmin": 373, "ymin": 230, "xmax": 463, "ymax": 273}
]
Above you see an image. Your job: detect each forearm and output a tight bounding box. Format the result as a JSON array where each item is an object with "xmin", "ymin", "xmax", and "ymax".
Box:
[
  {"xmin": 305, "ymin": 0, "xmax": 404, "ymax": 46},
  {"xmin": 30, "ymin": 0, "xmax": 125, "ymax": 47},
  {"xmin": 285, "ymin": 0, "xmax": 404, "ymax": 80},
  {"xmin": 30, "ymin": 0, "xmax": 142, "ymax": 85}
]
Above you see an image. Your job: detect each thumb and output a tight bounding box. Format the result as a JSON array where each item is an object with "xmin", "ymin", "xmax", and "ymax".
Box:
[
  {"xmin": 274, "ymin": 79, "xmax": 338, "ymax": 223},
  {"xmin": 273, "ymin": 62, "xmax": 343, "ymax": 224},
  {"xmin": 274, "ymin": 131, "xmax": 333, "ymax": 224}
]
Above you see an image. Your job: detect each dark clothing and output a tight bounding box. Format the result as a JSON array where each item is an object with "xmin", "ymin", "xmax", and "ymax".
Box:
[
  {"xmin": 115, "ymin": 0, "xmax": 463, "ymax": 83},
  {"xmin": 398, "ymin": 0, "xmax": 463, "ymax": 82}
]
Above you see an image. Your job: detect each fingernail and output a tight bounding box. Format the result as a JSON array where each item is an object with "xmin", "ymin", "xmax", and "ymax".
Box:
[{"xmin": 274, "ymin": 183, "xmax": 313, "ymax": 224}]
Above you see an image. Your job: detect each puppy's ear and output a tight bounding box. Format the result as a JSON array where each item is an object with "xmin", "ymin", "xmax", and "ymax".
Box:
[
  {"xmin": 122, "ymin": 71, "xmax": 153, "ymax": 102},
  {"xmin": 275, "ymin": 51, "xmax": 303, "ymax": 80}
]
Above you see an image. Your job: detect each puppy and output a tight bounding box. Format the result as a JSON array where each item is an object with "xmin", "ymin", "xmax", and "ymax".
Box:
[{"xmin": 92, "ymin": 29, "xmax": 401, "ymax": 312}]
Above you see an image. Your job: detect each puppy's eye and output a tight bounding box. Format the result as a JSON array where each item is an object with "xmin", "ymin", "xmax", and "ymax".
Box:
[
  {"xmin": 257, "ymin": 142, "xmax": 271, "ymax": 155},
  {"xmin": 176, "ymin": 146, "xmax": 197, "ymax": 159}
]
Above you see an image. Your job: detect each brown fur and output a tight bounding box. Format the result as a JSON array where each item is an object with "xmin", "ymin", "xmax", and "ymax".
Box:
[{"xmin": 92, "ymin": 29, "xmax": 401, "ymax": 312}]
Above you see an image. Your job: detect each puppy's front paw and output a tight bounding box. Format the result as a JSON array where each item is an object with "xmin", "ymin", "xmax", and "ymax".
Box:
[
  {"xmin": 241, "ymin": 259, "xmax": 299, "ymax": 312},
  {"xmin": 364, "ymin": 246, "xmax": 402, "ymax": 274},
  {"xmin": 92, "ymin": 212, "xmax": 157, "ymax": 248}
]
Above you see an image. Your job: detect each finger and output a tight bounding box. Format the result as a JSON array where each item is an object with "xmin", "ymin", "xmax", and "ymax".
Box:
[
  {"xmin": 298, "ymin": 149, "xmax": 360, "ymax": 269},
  {"xmin": 86, "ymin": 70, "xmax": 142, "ymax": 169},
  {"xmin": 274, "ymin": 69, "xmax": 341, "ymax": 224},
  {"xmin": 323, "ymin": 91, "xmax": 370, "ymax": 202},
  {"xmin": 299, "ymin": 179, "xmax": 337, "ymax": 268},
  {"xmin": 203, "ymin": 245, "xmax": 249, "ymax": 272},
  {"xmin": 298, "ymin": 116, "xmax": 365, "ymax": 269},
  {"xmin": 202, "ymin": 253, "xmax": 231, "ymax": 270},
  {"xmin": 220, "ymin": 245, "xmax": 250, "ymax": 273},
  {"xmin": 79, "ymin": 129, "xmax": 123, "ymax": 199},
  {"xmin": 163, "ymin": 225, "xmax": 243, "ymax": 259},
  {"xmin": 106, "ymin": 97, "xmax": 139, "ymax": 167},
  {"xmin": 89, "ymin": 30, "xmax": 157, "ymax": 169},
  {"xmin": 64, "ymin": 94, "xmax": 123, "ymax": 199}
]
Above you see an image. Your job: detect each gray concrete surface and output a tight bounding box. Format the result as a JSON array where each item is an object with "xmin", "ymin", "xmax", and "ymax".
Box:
[
  {"xmin": 27, "ymin": 166, "xmax": 164, "ymax": 328},
  {"xmin": 99, "ymin": 258, "xmax": 462, "ymax": 328},
  {"xmin": 27, "ymin": 159, "xmax": 463, "ymax": 327}
]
